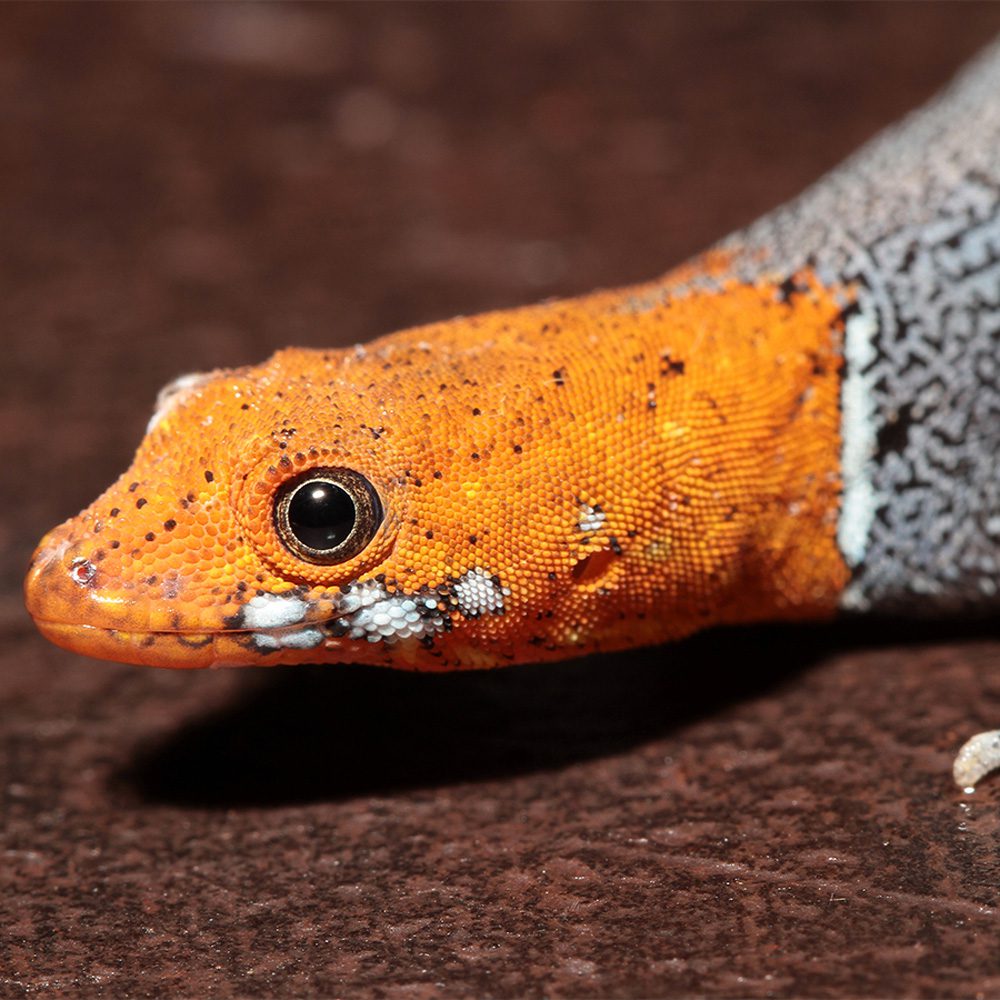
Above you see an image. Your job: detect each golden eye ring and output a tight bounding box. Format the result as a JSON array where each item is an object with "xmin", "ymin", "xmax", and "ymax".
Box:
[{"xmin": 273, "ymin": 467, "xmax": 383, "ymax": 565}]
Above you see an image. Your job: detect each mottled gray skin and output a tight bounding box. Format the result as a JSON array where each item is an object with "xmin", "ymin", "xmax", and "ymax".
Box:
[{"xmin": 723, "ymin": 40, "xmax": 1000, "ymax": 614}]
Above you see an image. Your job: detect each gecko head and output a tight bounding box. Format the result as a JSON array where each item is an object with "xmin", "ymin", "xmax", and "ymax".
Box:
[{"xmin": 25, "ymin": 320, "xmax": 651, "ymax": 670}]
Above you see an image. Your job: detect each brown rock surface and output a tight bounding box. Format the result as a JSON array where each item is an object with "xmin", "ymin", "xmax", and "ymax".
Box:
[{"xmin": 3, "ymin": 5, "xmax": 1000, "ymax": 997}]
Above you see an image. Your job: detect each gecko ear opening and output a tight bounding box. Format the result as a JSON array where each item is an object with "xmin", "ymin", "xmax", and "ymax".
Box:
[
  {"xmin": 571, "ymin": 547, "xmax": 618, "ymax": 585},
  {"xmin": 274, "ymin": 467, "xmax": 383, "ymax": 565}
]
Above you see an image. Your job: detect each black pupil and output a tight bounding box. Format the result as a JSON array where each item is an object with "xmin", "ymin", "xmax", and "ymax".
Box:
[{"xmin": 287, "ymin": 481, "xmax": 356, "ymax": 552}]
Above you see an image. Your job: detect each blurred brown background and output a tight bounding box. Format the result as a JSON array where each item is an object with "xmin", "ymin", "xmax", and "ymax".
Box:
[{"xmin": 4, "ymin": 4, "xmax": 1000, "ymax": 997}]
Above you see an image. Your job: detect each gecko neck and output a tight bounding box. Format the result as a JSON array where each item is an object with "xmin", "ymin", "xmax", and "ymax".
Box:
[{"xmin": 718, "ymin": 40, "xmax": 1000, "ymax": 615}]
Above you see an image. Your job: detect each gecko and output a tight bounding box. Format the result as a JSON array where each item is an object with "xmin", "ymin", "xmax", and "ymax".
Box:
[{"xmin": 24, "ymin": 41, "xmax": 1000, "ymax": 789}]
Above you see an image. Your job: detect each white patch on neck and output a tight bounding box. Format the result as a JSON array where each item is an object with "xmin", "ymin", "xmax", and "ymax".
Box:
[
  {"xmin": 837, "ymin": 303, "xmax": 880, "ymax": 591},
  {"xmin": 146, "ymin": 371, "xmax": 214, "ymax": 434},
  {"xmin": 453, "ymin": 567, "xmax": 509, "ymax": 617},
  {"xmin": 578, "ymin": 503, "xmax": 606, "ymax": 533}
]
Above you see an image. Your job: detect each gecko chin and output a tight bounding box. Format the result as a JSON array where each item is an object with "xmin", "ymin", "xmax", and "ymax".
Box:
[{"xmin": 31, "ymin": 620, "xmax": 224, "ymax": 669}]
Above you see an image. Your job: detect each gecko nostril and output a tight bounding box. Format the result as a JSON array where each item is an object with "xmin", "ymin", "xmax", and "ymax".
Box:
[{"xmin": 69, "ymin": 557, "xmax": 98, "ymax": 588}]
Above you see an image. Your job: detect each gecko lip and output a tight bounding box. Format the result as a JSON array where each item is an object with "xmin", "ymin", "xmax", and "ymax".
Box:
[
  {"xmin": 29, "ymin": 619, "xmax": 224, "ymax": 668},
  {"xmin": 28, "ymin": 618, "xmax": 347, "ymax": 670},
  {"xmin": 26, "ymin": 525, "xmax": 507, "ymax": 667}
]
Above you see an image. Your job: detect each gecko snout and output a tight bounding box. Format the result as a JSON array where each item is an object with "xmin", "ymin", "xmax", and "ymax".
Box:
[{"xmin": 25, "ymin": 522, "xmax": 143, "ymax": 635}]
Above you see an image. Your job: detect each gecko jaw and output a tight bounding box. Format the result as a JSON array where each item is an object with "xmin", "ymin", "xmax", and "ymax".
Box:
[
  {"xmin": 28, "ymin": 617, "xmax": 395, "ymax": 669},
  {"xmin": 28, "ymin": 619, "xmax": 223, "ymax": 669},
  {"xmin": 26, "ymin": 531, "xmax": 513, "ymax": 668}
]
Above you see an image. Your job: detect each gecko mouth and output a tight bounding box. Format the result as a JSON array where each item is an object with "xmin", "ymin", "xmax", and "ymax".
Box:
[
  {"xmin": 27, "ymin": 582, "xmax": 455, "ymax": 668},
  {"xmin": 29, "ymin": 617, "xmax": 366, "ymax": 669},
  {"xmin": 27, "ymin": 535, "xmax": 510, "ymax": 668}
]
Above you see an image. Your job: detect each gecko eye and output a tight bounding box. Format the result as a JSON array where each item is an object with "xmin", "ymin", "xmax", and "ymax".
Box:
[{"xmin": 274, "ymin": 468, "xmax": 383, "ymax": 564}]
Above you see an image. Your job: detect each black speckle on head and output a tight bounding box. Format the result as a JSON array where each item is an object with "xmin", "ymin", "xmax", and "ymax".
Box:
[
  {"xmin": 204, "ymin": 470, "xmax": 214, "ymax": 483},
  {"xmin": 128, "ymin": 482, "xmax": 139, "ymax": 493},
  {"xmin": 163, "ymin": 519, "xmax": 177, "ymax": 531},
  {"xmin": 136, "ymin": 498, "xmax": 147, "ymax": 509},
  {"xmin": 145, "ymin": 531, "xmax": 155, "ymax": 542},
  {"xmin": 109, "ymin": 507, "xmax": 120, "ymax": 518},
  {"xmin": 222, "ymin": 606, "xmax": 245, "ymax": 630},
  {"xmin": 660, "ymin": 354, "xmax": 686, "ymax": 377}
]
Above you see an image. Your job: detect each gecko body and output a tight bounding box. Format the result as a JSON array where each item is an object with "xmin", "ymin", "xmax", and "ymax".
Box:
[{"xmin": 25, "ymin": 43, "xmax": 1000, "ymax": 784}]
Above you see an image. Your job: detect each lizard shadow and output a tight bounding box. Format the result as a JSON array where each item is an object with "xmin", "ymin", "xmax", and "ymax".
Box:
[{"xmin": 120, "ymin": 616, "xmax": 995, "ymax": 808}]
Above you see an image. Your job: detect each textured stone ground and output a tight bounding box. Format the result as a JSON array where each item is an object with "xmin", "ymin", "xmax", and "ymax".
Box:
[{"xmin": 3, "ymin": 5, "xmax": 1000, "ymax": 997}]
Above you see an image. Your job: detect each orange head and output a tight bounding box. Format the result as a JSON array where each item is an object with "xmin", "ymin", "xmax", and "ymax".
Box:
[
  {"xmin": 24, "ymin": 294, "xmax": 677, "ymax": 669},
  {"xmin": 25, "ymin": 273, "xmax": 848, "ymax": 670}
]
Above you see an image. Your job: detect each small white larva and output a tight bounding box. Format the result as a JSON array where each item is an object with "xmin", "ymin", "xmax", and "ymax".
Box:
[{"xmin": 953, "ymin": 730, "xmax": 1000, "ymax": 791}]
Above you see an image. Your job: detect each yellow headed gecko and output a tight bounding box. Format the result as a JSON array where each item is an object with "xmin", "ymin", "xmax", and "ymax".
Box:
[{"xmin": 25, "ymin": 43, "xmax": 1000, "ymax": 789}]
